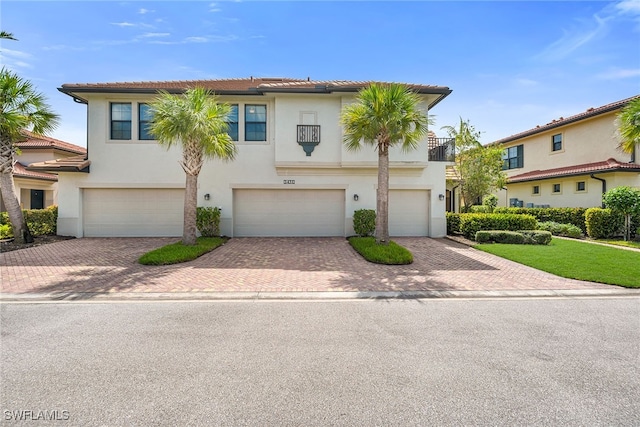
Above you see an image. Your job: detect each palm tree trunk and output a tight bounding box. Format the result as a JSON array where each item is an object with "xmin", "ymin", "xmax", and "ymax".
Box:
[
  {"xmin": 0, "ymin": 170, "xmax": 33, "ymax": 243},
  {"xmin": 183, "ymin": 173, "xmax": 198, "ymax": 245},
  {"xmin": 376, "ymin": 144, "xmax": 390, "ymax": 245}
]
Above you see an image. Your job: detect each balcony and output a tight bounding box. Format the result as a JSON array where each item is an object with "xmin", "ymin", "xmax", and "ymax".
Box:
[
  {"xmin": 428, "ymin": 137, "xmax": 455, "ymax": 162},
  {"xmin": 297, "ymin": 125, "xmax": 321, "ymax": 156}
]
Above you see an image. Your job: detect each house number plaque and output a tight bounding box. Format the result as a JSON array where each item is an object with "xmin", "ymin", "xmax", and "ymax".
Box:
[{"xmin": 283, "ymin": 179, "xmax": 295, "ymax": 184}]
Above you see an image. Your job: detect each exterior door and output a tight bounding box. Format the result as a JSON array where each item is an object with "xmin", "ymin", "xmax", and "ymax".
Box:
[{"xmin": 30, "ymin": 189, "xmax": 44, "ymax": 209}]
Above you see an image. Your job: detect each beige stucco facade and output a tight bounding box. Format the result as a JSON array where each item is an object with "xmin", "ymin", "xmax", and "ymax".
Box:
[
  {"xmin": 494, "ymin": 97, "xmax": 640, "ymax": 209},
  {"xmin": 56, "ymin": 82, "xmax": 451, "ymax": 238}
]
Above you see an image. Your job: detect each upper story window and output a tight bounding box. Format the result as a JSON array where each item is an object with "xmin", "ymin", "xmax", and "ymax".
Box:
[
  {"xmin": 245, "ymin": 104, "xmax": 266, "ymax": 141},
  {"xmin": 576, "ymin": 181, "xmax": 586, "ymax": 192},
  {"xmin": 138, "ymin": 103, "xmax": 154, "ymax": 140},
  {"xmin": 552, "ymin": 183, "xmax": 561, "ymax": 193},
  {"xmin": 552, "ymin": 134, "xmax": 562, "ymax": 152},
  {"xmin": 502, "ymin": 144, "xmax": 523, "ymax": 170},
  {"xmin": 110, "ymin": 103, "xmax": 132, "ymax": 140},
  {"xmin": 532, "ymin": 185, "xmax": 540, "ymax": 195},
  {"xmin": 227, "ymin": 104, "xmax": 239, "ymax": 141}
]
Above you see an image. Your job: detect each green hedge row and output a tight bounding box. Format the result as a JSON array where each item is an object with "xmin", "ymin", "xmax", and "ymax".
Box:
[
  {"xmin": 458, "ymin": 213, "xmax": 538, "ymax": 239},
  {"xmin": 0, "ymin": 205, "xmax": 58, "ymax": 238},
  {"xmin": 494, "ymin": 207, "xmax": 588, "ymax": 233},
  {"xmin": 475, "ymin": 230, "xmax": 552, "ymax": 245}
]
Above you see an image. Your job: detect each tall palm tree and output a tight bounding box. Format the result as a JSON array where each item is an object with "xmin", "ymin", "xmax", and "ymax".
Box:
[
  {"xmin": 340, "ymin": 83, "xmax": 430, "ymax": 245},
  {"xmin": 617, "ymin": 97, "xmax": 640, "ymax": 154},
  {"xmin": 149, "ymin": 87, "xmax": 236, "ymax": 245},
  {"xmin": 0, "ymin": 67, "xmax": 59, "ymax": 243}
]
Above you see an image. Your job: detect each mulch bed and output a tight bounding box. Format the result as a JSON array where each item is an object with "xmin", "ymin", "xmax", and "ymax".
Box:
[{"xmin": 0, "ymin": 235, "xmax": 75, "ymax": 253}]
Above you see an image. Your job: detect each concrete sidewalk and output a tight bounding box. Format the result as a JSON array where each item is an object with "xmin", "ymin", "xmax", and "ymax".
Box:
[{"xmin": 1, "ymin": 237, "xmax": 637, "ymax": 301}]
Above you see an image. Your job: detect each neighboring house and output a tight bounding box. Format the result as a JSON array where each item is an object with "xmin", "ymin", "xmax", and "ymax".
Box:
[
  {"xmin": 31, "ymin": 78, "xmax": 453, "ymax": 238},
  {"xmin": 0, "ymin": 131, "xmax": 86, "ymax": 211},
  {"xmin": 494, "ymin": 95, "xmax": 640, "ymax": 209}
]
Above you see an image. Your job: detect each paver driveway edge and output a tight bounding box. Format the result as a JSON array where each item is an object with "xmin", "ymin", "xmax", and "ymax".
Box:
[
  {"xmin": 1, "ymin": 236, "xmax": 635, "ymax": 297},
  {"xmin": 1, "ymin": 289, "xmax": 639, "ymax": 302}
]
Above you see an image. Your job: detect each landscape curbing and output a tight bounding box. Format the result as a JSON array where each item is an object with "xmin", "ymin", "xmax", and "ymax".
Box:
[{"xmin": 1, "ymin": 288, "xmax": 639, "ymax": 302}]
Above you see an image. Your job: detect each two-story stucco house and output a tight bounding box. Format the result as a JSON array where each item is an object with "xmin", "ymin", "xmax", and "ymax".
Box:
[
  {"xmin": 36, "ymin": 78, "xmax": 453, "ymax": 238},
  {"xmin": 494, "ymin": 95, "xmax": 640, "ymax": 208},
  {"xmin": 0, "ymin": 131, "xmax": 86, "ymax": 212}
]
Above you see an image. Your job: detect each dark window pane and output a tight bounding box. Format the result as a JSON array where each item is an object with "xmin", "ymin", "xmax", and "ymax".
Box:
[
  {"xmin": 227, "ymin": 105, "xmax": 239, "ymax": 141},
  {"xmin": 138, "ymin": 103, "xmax": 154, "ymax": 140},
  {"xmin": 245, "ymin": 105, "xmax": 266, "ymax": 141},
  {"xmin": 111, "ymin": 121, "xmax": 131, "ymax": 140},
  {"xmin": 111, "ymin": 103, "xmax": 132, "ymax": 140},
  {"xmin": 245, "ymin": 123, "xmax": 266, "ymax": 141}
]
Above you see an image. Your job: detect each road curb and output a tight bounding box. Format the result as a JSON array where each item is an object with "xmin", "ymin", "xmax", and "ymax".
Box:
[{"xmin": 1, "ymin": 288, "xmax": 639, "ymax": 302}]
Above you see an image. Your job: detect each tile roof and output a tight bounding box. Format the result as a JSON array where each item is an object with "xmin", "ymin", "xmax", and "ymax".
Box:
[
  {"xmin": 27, "ymin": 155, "xmax": 91, "ymax": 173},
  {"xmin": 494, "ymin": 94, "xmax": 640, "ymax": 145},
  {"xmin": 508, "ymin": 158, "xmax": 640, "ymax": 183},
  {"xmin": 12, "ymin": 162, "xmax": 58, "ymax": 181},
  {"xmin": 18, "ymin": 130, "xmax": 86, "ymax": 155},
  {"xmin": 59, "ymin": 77, "xmax": 452, "ymax": 107}
]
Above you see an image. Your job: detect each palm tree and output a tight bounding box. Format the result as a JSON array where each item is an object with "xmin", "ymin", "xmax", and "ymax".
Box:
[
  {"xmin": 617, "ymin": 97, "xmax": 640, "ymax": 154},
  {"xmin": 0, "ymin": 67, "xmax": 59, "ymax": 243},
  {"xmin": 0, "ymin": 31, "xmax": 17, "ymax": 40},
  {"xmin": 340, "ymin": 83, "xmax": 430, "ymax": 245},
  {"xmin": 149, "ymin": 87, "xmax": 236, "ymax": 245}
]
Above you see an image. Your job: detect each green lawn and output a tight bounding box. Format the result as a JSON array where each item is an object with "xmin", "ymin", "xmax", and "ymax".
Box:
[
  {"xmin": 474, "ymin": 238, "xmax": 640, "ymax": 288},
  {"xmin": 139, "ymin": 237, "xmax": 227, "ymax": 265},
  {"xmin": 348, "ymin": 237, "xmax": 413, "ymax": 265}
]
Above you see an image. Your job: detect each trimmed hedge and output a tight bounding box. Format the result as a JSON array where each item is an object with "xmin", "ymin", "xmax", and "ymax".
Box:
[
  {"xmin": 494, "ymin": 207, "xmax": 588, "ymax": 233},
  {"xmin": 459, "ymin": 213, "xmax": 538, "ymax": 239},
  {"xmin": 353, "ymin": 209, "xmax": 376, "ymax": 237},
  {"xmin": 196, "ymin": 207, "xmax": 221, "ymax": 237},
  {"xmin": 446, "ymin": 212, "xmax": 461, "ymax": 235},
  {"xmin": 585, "ymin": 208, "xmax": 624, "ymax": 239},
  {"xmin": 0, "ymin": 205, "xmax": 58, "ymax": 238},
  {"xmin": 475, "ymin": 230, "xmax": 551, "ymax": 245},
  {"xmin": 537, "ymin": 221, "xmax": 583, "ymax": 238}
]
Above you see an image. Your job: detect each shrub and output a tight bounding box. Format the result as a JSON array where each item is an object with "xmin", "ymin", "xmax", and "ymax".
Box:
[
  {"xmin": 475, "ymin": 230, "xmax": 524, "ymax": 244},
  {"xmin": 468, "ymin": 205, "xmax": 489, "ymax": 213},
  {"xmin": 482, "ymin": 194, "xmax": 498, "ymax": 213},
  {"xmin": 537, "ymin": 221, "xmax": 582, "ymax": 238},
  {"xmin": 459, "ymin": 213, "xmax": 538, "ymax": 239},
  {"xmin": 353, "ymin": 209, "xmax": 376, "ymax": 237},
  {"xmin": 196, "ymin": 207, "xmax": 221, "ymax": 237},
  {"xmin": 0, "ymin": 205, "xmax": 58, "ymax": 237},
  {"xmin": 518, "ymin": 230, "xmax": 552, "ymax": 245},
  {"xmin": 494, "ymin": 207, "xmax": 588, "ymax": 233},
  {"xmin": 446, "ymin": 212, "xmax": 461, "ymax": 235},
  {"xmin": 0, "ymin": 224, "xmax": 11, "ymax": 239},
  {"xmin": 585, "ymin": 208, "xmax": 624, "ymax": 239}
]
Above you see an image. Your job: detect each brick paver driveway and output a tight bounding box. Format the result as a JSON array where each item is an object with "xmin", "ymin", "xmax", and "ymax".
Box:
[{"xmin": 0, "ymin": 237, "xmax": 616, "ymax": 297}]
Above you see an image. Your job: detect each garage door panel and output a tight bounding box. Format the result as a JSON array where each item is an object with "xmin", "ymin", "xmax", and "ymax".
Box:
[
  {"xmin": 234, "ymin": 189, "xmax": 344, "ymax": 237},
  {"xmin": 83, "ymin": 189, "xmax": 183, "ymax": 237},
  {"xmin": 389, "ymin": 190, "xmax": 429, "ymax": 236}
]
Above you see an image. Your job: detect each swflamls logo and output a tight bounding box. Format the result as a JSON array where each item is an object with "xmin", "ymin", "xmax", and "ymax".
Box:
[{"xmin": 3, "ymin": 410, "xmax": 70, "ymax": 421}]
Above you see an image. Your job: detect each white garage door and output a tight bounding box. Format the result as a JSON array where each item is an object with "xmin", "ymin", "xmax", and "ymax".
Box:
[
  {"xmin": 389, "ymin": 190, "xmax": 430, "ymax": 236},
  {"xmin": 83, "ymin": 189, "xmax": 184, "ymax": 237},
  {"xmin": 233, "ymin": 189, "xmax": 345, "ymax": 237}
]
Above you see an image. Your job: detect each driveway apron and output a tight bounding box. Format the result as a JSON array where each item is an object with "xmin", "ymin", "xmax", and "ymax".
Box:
[{"xmin": 0, "ymin": 237, "xmax": 617, "ymax": 296}]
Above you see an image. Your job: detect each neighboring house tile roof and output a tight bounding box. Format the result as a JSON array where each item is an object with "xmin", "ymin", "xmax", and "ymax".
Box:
[
  {"xmin": 493, "ymin": 94, "xmax": 640, "ymax": 145},
  {"xmin": 508, "ymin": 158, "xmax": 640, "ymax": 183},
  {"xmin": 13, "ymin": 161, "xmax": 58, "ymax": 182},
  {"xmin": 18, "ymin": 130, "xmax": 86, "ymax": 155},
  {"xmin": 27, "ymin": 155, "xmax": 91, "ymax": 173},
  {"xmin": 59, "ymin": 77, "xmax": 452, "ymax": 108}
]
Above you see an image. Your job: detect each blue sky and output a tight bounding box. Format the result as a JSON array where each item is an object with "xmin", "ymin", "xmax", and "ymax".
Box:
[{"xmin": 2, "ymin": 0, "xmax": 639, "ymax": 146}]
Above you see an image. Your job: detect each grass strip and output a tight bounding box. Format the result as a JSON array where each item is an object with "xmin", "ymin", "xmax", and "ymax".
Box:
[
  {"xmin": 595, "ymin": 239, "xmax": 640, "ymax": 249},
  {"xmin": 139, "ymin": 237, "xmax": 227, "ymax": 265},
  {"xmin": 474, "ymin": 238, "xmax": 640, "ymax": 288},
  {"xmin": 348, "ymin": 236, "xmax": 413, "ymax": 265}
]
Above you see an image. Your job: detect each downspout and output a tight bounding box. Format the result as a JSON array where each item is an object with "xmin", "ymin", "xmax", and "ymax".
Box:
[{"xmin": 590, "ymin": 173, "xmax": 606, "ymax": 208}]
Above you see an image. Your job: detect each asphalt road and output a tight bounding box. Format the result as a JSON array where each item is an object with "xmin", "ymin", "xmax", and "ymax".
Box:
[{"xmin": 1, "ymin": 298, "xmax": 639, "ymax": 426}]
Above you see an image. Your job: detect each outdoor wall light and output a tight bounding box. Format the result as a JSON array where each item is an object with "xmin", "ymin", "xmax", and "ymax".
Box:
[
  {"xmin": 204, "ymin": 193, "xmax": 210, "ymax": 201},
  {"xmin": 438, "ymin": 193, "xmax": 445, "ymax": 201},
  {"xmin": 353, "ymin": 194, "xmax": 359, "ymax": 201}
]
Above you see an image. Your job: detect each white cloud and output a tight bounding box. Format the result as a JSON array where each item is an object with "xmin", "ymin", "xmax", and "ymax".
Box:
[
  {"xmin": 111, "ymin": 22, "xmax": 136, "ymax": 27},
  {"xmin": 209, "ymin": 2, "xmax": 221, "ymax": 12},
  {"xmin": 615, "ymin": 0, "xmax": 640, "ymax": 14},
  {"xmin": 139, "ymin": 32, "xmax": 170, "ymax": 39},
  {"xmin": 536, "ymin": 13, "xmax": 611, "ymax": 61},
  {"xmin": 138, "ymin": 8, "xmax": 153, "ymax": 15},
  {"xmin": 513, "ymin": 78, "xmax": 538, "ymax": 87},
  {"xmin": 185, "ymin": 36, "xmax": 209, "ymax": 43},
  {"xmin": 0, "ymin": 47, "xmax": 31, "ymax": 59},
  {"xmin": 596, "ymin": 67, "xmax": 640, "ymax": 80}
]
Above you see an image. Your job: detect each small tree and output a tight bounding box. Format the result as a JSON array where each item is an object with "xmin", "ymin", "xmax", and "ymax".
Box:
[
  {"xmin": 442, "ymin": 118, "xmax": 506, "ymax": 211},
  {"xmin": 602, "ymin": 186, "xmax": 640, "ymax": 241},
  {"xmin": 482, "ymin": 194, "xmax": 498, "ymax": 213}
]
